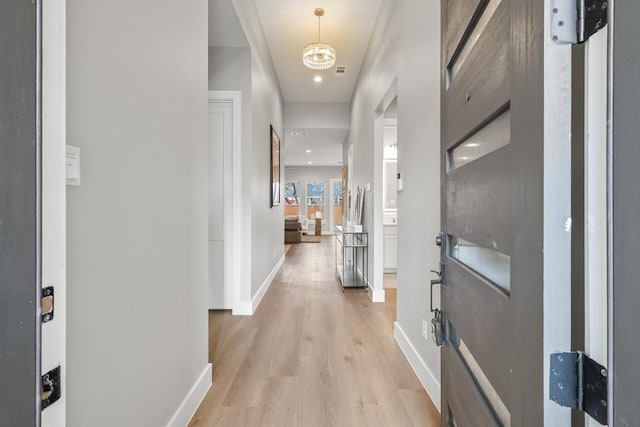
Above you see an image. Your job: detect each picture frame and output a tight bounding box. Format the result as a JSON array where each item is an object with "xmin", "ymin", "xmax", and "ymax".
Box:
[{"xmin": 270, "ymin": 125, "xmax": 281, "ymax": 207}]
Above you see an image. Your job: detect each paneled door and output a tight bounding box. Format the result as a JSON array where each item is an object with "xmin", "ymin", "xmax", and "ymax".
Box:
[
  {"xmin": 439, "ymin": 0, "xmax": 573, "ymax": 425},
  {"xmin": 208, "ymin": 99, "xmax": 233, "ymax": 309}
]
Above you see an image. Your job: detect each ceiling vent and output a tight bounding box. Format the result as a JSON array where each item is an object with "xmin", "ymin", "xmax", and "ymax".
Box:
[
  {"xmin": 335, "ymin": 65, "xmax": 347, "ymax": 76},
  {"xmin": 290, "ymin": 131, "xmax": 308, "ymax": 136}
]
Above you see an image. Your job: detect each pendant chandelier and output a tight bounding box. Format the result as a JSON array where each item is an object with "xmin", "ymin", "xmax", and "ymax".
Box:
[{"xmin": 302, "ymin": 8, "xmax": 336, "ymax": 70}]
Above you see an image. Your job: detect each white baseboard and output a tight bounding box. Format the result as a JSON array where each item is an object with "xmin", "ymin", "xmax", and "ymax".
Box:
[
  {"xmin": 251, "ymin": 254, "xmax": 285, "ymax": 312},
  {"xmin": 394, "ymin": 322, "xmax": 441, "ymax": 412},
  {"xmin": 368, "ymin": 282, "xmax": 386, "ymax": 302},
  {"xmin": 233, "ymin": 301, "xmax": 253, "ymax": 316},
  {"xmin": 166, "ymin": 363, "xmax": 212, "ymax": 427},
  {"xmin": 232, "ymin": 254, "xmax": 285, "ymax": 316}
]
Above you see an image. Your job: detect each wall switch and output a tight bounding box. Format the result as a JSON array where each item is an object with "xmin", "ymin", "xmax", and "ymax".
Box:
[
  {"xmin": 422, "ymin": 318, "xmax": 430, "ymax": 342},
  {"xmin": 66, "ymin": 145, "xmax": 81, "ymax": 186}
]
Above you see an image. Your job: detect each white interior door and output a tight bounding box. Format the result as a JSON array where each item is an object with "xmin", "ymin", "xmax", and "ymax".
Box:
[{"xmin": 208, "ymin": 100, "xmax": 233, "ymax": 309}]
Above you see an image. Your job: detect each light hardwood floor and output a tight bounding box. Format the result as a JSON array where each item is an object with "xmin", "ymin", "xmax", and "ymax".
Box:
[{"xmin": 189, "ymin": 236, "xmax": 440, "ymax": 427}]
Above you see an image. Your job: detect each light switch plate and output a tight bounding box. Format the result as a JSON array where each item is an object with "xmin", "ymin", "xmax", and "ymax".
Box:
[{"xmin": 66, "ymin": 145, "xmax": 81, "ymax": 186}]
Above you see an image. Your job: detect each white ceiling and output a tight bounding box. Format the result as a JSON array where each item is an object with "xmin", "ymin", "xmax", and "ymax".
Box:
[
  {"xmin": 253, "ymin": 0, "xmax": 382, "ymax": 103},
  {"xmin": 209, "ymin": 0, "xmax": 383, "ymax": 165}
]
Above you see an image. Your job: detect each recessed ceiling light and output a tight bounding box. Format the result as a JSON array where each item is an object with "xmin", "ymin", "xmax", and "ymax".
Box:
[
  {"xmin": 308, "ymin": 161, "xmax": 313, "ymax": 164},
  {"xmin": 306, "ymin": 149, "xmax": 312, "ymax": 153},
  {"xmin": 314, "ymin": 75, "xmax": 322, "ymax": 83}
]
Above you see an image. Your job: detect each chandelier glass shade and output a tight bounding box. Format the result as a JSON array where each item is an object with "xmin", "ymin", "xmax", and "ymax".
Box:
[
  {"xmin": 302, "ymin": 8, "xmax": 336, "ymax": 70},
  {"xmin": 302, "ymin": 42, "xmax": 336, "ymax": 70}
]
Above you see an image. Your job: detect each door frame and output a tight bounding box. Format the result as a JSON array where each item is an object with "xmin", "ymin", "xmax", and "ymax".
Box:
[
  {"xmin": 42, "ymin": 0, "xmax": 67, "ymax": 425},
  {"xmin": 207, "ymin": 91, "xmax": 243, "ymax": 315},
  {"xmin": 371, "ymin": 80, "xmax": 398, "ymax": 303}
]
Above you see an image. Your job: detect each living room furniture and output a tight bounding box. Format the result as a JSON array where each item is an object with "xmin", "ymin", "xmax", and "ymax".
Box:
[
  {"xmin": 284, "ymin": 217, "xmax": 302, "ymax": 243},
  {"xmin": 335, "ymin": 225, "xmax": 368, "ymax": 291}
]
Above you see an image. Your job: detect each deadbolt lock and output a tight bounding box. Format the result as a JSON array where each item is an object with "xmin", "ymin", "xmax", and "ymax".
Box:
[{"xmin": 41, "ymin": 286, "xmax": 54, "ymax": 323}]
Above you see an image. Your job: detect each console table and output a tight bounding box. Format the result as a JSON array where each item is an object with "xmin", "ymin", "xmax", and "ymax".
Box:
[{"xmin": 335, "ymin": 225, "xmax": 368, "ymax": 291}]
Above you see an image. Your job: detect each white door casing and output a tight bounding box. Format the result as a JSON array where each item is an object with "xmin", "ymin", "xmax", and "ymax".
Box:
[
  {"xmin": 42, "ymin": 1, "xmax": 67, "ymax": 425},
  {"xmin": 207, "ymin": 91, "xmax": 243, "ymax": 313}
]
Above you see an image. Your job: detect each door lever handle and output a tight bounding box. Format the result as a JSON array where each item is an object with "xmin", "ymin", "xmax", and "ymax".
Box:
[{"xmin": 429, "ymin": 267, "xmax": 442, "ymax": 313}]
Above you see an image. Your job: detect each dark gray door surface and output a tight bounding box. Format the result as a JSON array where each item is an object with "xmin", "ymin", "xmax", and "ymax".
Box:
[
  {"xmin": 440, "ymin": 0, "xmax": 571, "ymax": 425},
  {"xmin": 0, "ymin": 1, "xmax": 42, "ymax": 425},
  {"xmin": 609, "ymin": 1, "xmax": 640, "ymax": 425}
]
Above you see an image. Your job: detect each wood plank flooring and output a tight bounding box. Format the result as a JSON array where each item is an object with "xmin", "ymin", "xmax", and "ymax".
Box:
[{"xmin": 189, "ymin": 236, "xmax": 440, "ymax": 427}]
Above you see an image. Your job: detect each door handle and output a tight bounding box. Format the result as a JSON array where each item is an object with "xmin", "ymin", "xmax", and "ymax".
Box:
[
  {"xmin": 429, "ymin": 263, "xmax": 444, "ymax": 313},
  {"xmin": 429, "ymin": 265, "xmax": 445, "ymax": 347}
]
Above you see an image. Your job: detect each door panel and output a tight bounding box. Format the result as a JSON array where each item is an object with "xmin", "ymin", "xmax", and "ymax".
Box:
[
  {"xmin": 445, "ymin": 145, "xmax": 513, "ymax": 255},
  {"xmin": 444, "ymin": 0, "xmax": 510, "ymax": 148},
  {"xmin": 0, "ymin": 0, "xmax": 41, "ymax": 424},
  {"xmin": 444, "ymin": 346, "xmax": 500, "ymax": 426},
  {"xmin": 441, "ymin": 0, "xmax": 572, "ymax": 424},
  {"xmin": 445, "ymin": 0, "xmax": 485, "ymax": 65}
]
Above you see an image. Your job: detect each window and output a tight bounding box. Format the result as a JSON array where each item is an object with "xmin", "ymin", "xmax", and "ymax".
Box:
[
  {"xmin": 333, "ymin": 181, "xmax": 343, "ymax": 206},
  {"xmin": 306, "ymin": 182, "xmax": 325, "ymax": 221},
  {"xmin": 284, "ymin": 181, "xmax": 300, "ymax": 217},
  {"xmin": 332, "ymin": 180, "xmax": 343, "ymax": 226}
]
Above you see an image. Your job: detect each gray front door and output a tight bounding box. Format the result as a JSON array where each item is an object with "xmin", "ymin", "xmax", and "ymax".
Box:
[
  {"xmin": 440, "ymin": 0, "xmax": 572, "ymax": 425},
  {"xmin": 609, "ymin": 1, "xmax": 640, "ymax": 424},
  {"xmin": 0, "ymin": 1, "xmax": 42, "ymax": 424}
]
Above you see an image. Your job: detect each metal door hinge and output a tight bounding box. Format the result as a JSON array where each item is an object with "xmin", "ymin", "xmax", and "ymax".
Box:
[
  {"xmin": 551, "ymin": 0, "xmax": 608, "ymax": 45},
  {"xmin": 42, "ymin": 366, "xmax": 61, "ymax": 410},
  {"xmin": 549, "ymin": 352, "xmax": 607, "ymax": 425}
]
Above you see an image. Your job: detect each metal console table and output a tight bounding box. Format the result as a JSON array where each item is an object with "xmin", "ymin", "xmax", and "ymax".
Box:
[{"xmin": 335, "ymin": 225, "xmax": 368, "ymax": 291}]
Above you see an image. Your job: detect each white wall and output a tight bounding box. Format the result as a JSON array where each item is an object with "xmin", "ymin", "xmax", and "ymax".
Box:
[
  {"xmin": 285, "ymin": 166, "xmax": 343, "ymax": 234},
  {"xmin": 66, "ymin": 1, "xmax": 210, "ymax": 425},
  {"xmin": 232, "ymin": 0, "xmax": 286, "ymax": 301},
  {"xmin": 345, "ymin": 0, "xmax": 442, "ymax": 409},
  {"xmin": 284, "ymin": 102, "xmax": 350, "ymax": 129}
]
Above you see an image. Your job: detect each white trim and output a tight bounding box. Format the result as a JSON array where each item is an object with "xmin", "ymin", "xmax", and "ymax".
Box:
[
  {"xmin": 233, "ymin": 254, "xmax": 285, "ymax": 316},
  {"xmin": 166, "ymin": 363, "xmax": 212, "ymax": 427},
  {"xmin": 251, "ymin": 254, "xmax": 285, "ymax": 313},
  {"xmin": 234, "ymin": 301, "xmax": 253, "ymax": 316},
  {"xmin": 372, "ymin": 113, "xmax": 385, "ymax": 302},
  {"xmin": 368, "ymin": 282, "xmax": 386, "ymax": 302},
  {"xmin": 41, "ymin": 1, "xmax": 67, "ymax": 426},
  {"xmin": 207, "ymin": 91, "xmax": 244, "ymax": 315},
  {"xmin": 394, "ymin": 322, "xmax": 441, "ymax": 413}
]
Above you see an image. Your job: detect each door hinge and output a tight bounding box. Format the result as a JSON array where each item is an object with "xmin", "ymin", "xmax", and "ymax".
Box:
[
  {"xmin": 41, "ymin": 366, "xmax": 61, "ymax": 410},
  {"xmin": 551, "ymin": 0, "xmax": 608, "ymax": 45},
  {"xmin": 549, "ymin": 352, "xmax": 607, "ymax": 425}
]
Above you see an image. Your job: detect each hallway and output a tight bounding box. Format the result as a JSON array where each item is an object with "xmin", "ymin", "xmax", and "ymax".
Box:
[{"xmin": 189, "ymin": 237, "xmax": 440, "ymax": 426}]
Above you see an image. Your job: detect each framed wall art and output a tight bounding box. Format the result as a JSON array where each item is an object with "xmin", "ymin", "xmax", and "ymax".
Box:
[{"xmin": 270, "ymin": 125, "xmax": 281, "ymax": 207}]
